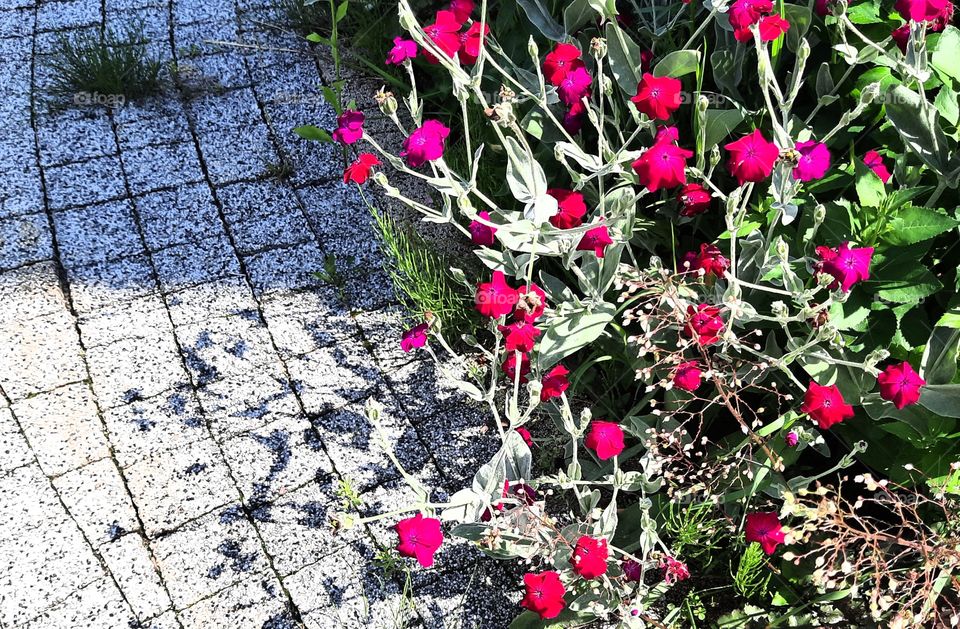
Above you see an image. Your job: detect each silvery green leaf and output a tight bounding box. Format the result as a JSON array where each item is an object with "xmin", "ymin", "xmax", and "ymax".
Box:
[
  {"xmin": 833, "ymin": 43, "xmax": 859, "ymax": 65},
  {"xmin": 578, "ymin": 489, "xmax": 600, "ymax": 513},
  {"xmin": 441, "ymin": 488, "xmax": 484, "ymax": 522},
  {"xmin": 605, "ymin": 22, "xmax": 642, "ymax": 94},
  {"xmin": 564, "ymin": 0, "xmax": 595, "ymax": 32},
  {"xmin": 596, "ymin": 496, "xmax": 618, "ymax": 538},
  {"xmin": 556, "ymin": 142, "xmax": 602, "ymax": 171},
  {"xmin": 504, "ymin": 136, "xmax": 547, "ymax": 205},
  {"xmin": 703, "ymin": 108, "xmax": 745, "ymax": 148},
  {"xmin": 504, "ymin": 430, "xmax": 533, "ymax": 480},
  {"xmin": 472, "ymin": 448, "xmax": 507, "ymax": 501},
  {"xmin": 921, "ymin": 325, "xmax": 960, "ymax": 385},
  {"xmin": 474, "ymin": 247, "xmax": 520, "ymax": 275},
  {"xmin": 536, "ymin": 301, "xmax": 616, "ymax": 369},
  {"xmin": 885, "ymin": 85, "xmax": 952, "ymax": 176},
  {"xmin": 516, "ymin": 0, "xmax": 565, "ymax": 41},
  {"xmin": 653, "ymin": 49, "xmax": 701, "ymax": 78},
  {"xmin": 523, "ymin": 194, "xmax": 560, "ymax": 225}
]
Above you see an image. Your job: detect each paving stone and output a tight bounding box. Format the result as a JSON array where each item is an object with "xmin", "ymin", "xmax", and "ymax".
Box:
[
  {"xmin": 52, "ymin": 199, "xmax": 144, "ymax": 267},
  {"xmin": 344, "ymin": 267, "xmax": 396, "ymax": 313},
  {"xmin": 177, "ymin": 314, "xmax": 280, "ymax": 386},
  {"xmin": 53, "ymin": 458, "xmax": 140, "ymax": 547},
  {"xmin": 352, "ymin": 306, "xmax": 419, "ymax": 372},
  {"xmin": 0, "ymin": 8, "xmax": 34, "ymax": 38},
  {"xmin": 142, "ymin": 610, "xmax": 182, "ymax": 629},
  {"xmin": 18, "ymin": 576, "xmax": 134, "ymax": 629},
  {"xmin": 101, "ymin": 533, "xmax": 172, "ymax": 620},
  {"xmin": 196, "ymin": 361, "xmax": 299, "ymax": 439},
  {"xmin": 199, "ymin": 124, "xmax": 278, "ymax": 185},
  {"xmin": 66, "ymin": 254, "xmax": 159, "ymax": 313},
  {"xmin": 0, "ymin": 162, "xmax": 42, "ymax": 220},
  {"xmin": 417, "ymin": 403, "xmax": 500, "ymax": 490},
  {"xmin": 77, "ymin": 293, "xmax": 171, "ymax": 348},
  {"xmin": 298, "ymin": 181, "xmax": 383, "ymax": 272},
  {"xmin": 104, "ymin": 5, "xmax": 170, "ymax": 43},
  {"xmin": 124, "ymin": 141, "xmax": 205, "ymax": 196},
  {"xmin": 135, "ymin": 183, "xmax": 222, "ymax": 249},
  {"xmin": 255, "ymin": 479, "xmax": 364, "ymax": 576},
  {"xmin": 309, "ymin": 397, "xmax": 434, "ymax": 492},
  {"xmin": 413, "ymin": 560, "xmax": 524, "ymax": 629},
  {"xmin": 259, "ymin": 287, "xmax": 355, "ymax": 358},
  {"xmin": 36, "ymin": 0, "xmax": 102, "ymax": 32},
  {"xmin": 186, "ymin": 87, "xmax": 262, "ymax": 133},
  {"xmin": 177, "ymin": 572, "xmax": 290, "ymax": 629},
  {"xmin": 45, "ymin": 155, "xmax": 127, "ymax": 211},
  {"xmin": 151, "ymin": 508, "xmax": 271, "ymax": 608},
  {"xmin": 116, "ymin": 105, "xmax": 192, "ymax": 151},
  {"xmin": 152, "ymin": 235, "xmax": 242, "ymax": 292},
  {"xmin": 86, "ymin": 331, "xmax": 190, "ymax": 409},
  {"xmin": 0, "ymin": 212, "xmax": 53, "ymax": 270},
  {"xmin": 172, "ymin": 0, "xmax": 236, "ymax": 26},
  {"xmin": 0, "ymin": 406, "xmax": 33, "ymax": 473},
  {"xmin": 37, "ymin": 108, "xmax": 117, "ymax": 167},
  {"xmin": 218, "ymin": 180, "xmax": 312, "ymax": 254},
  {"xmin": 286, "ymin": 339, "xmax": 383, "ymax": 416},
  {"xmin": 386, "ymin": 359, "xmax": 469, "ymax": 422},
  {"xmin": 0, "ymin": 465, "xmax": 104, "ymax": 626},
  {"xmin": 103, "ymin": 387, "xmax": 207, "ymax": 469},
  {"xmin": 244, "ymin": 241, "xmax": 327, "ymax": 296},
  {"xmin": 0, "ymin": 261, "xmax": 67, "ymax": 324},
  {"xmin": 127, "ymin": 437, "xmax": 238, "ymax": 536},
  {"xmin": 12, "ymin": 382, "xmax": 111, "ymax": 477},
  {"xmin": 221, "ymin": 414, "xmax": 333, "ymax": 506},
  {"xmin": 172, "ymin": 21, "xmax": 238, "ymax": 55},
  {"xmin": 0, "ymin": 309, "xmax": 87, "ymax": 401},
  {"xmin": 285, "ymin": 540, "xmax": 414, "ymax": 629},
  {"xmin": 165, "ymin": 275, "xmax": 260, "ymax": 327}
]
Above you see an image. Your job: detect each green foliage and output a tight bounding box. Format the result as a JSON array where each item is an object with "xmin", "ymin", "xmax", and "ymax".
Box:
[
  {"xmin": 664, "ymin": 502, "xmax": 724, "ymax": 568},
  {"xmin": 369, "ymin": 206, "xmax": 475, "ymax": 336},
  {"xmin": 335, "ymin": 478, "xmax": 363, "ymax": 510},
  {"xmin": 734, "ymin": 543, "xmax": 771, "ymax": 600},
  {"xmin": 46, "ymin": 22, "xmax": 163, "ymax": 104}
]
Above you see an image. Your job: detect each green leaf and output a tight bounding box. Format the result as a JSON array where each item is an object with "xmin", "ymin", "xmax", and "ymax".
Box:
[
  {"xmin": 854, "ymin": 157, "xmax": 886, "ymax": 208},
  {"xmin": 653, "ymin": 49, "xmax": 700, "ymax": 78},
  {"xmin": 935, "ymin": 85, "xmax": 959, "ymax": 126},
  {"xmin": 509, "ymin": 610, "xmax": 597, "ymax": 628},
  {"xmin": 869, "ymin": 266, "xmax": 943, "ymax": 303},
  {"xmin": 921, "ymin": 325, "xmax": 960, "ymax": 384},
  {"xmin": 931, "ymin": 26, "xmax": 960, "ymax": 83},
  {"xmin": 815, "ymin": 62, "xmax": 834, "ymax": 99},
  {"xmin": 883, "ymin": 205, "xmax": 959, "ymax": 246},
  {"xmin": 846, "ymin": 0, "xmax": 882, "ymax": 24},
  {"xmin": 293, "ymin": 125, "xmax": 332, "ymax": 142},
  {"xmin": 305, "ymin": 32, "xmax": 327, "ymax": 44},
  {"xmin": 334, "ymin": 0, "xmax": 348, "ymax": 22},
  {"xmin": 516, "ymin": 0, "xmax": 566, "ymax": 42},
  {"xmin": 918, "ymin": 384, "xmax": 960, "ymax": 417},
  {"xmin": 536, "ymin": 302, "xmax": 616, "ymax": 370},
  {"xmin": 605, "ymin": 22, "xmax": 642, "ymax": 94},
  {"xmin": 563, "ymin": 0, "xmax": 594, "ymax": 33},
  {"xmin": 703, "ymin": 108, "xmax": 745, "ymax": 148},
  {"xmin": 885, "ymin": 84, "xmax": 952, "ymax": 176}
]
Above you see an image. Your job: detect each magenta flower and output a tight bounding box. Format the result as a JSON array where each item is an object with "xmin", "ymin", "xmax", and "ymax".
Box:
[
  {"xmin": 729, "ymin": 0, "xmax": 774, "ymax": 30},
  {"xmin": 895, "ymin": 0, "xmax": 951, "ymax": 22},
  {"xmin": 673, "ymin": 361, "xmax": 703, "ymax": 392},
  {"xmin": 863, "ymin": 150, "xmax": 892, "ymax": 183},
  {"xmin": 801, "ymin": 381, "xmax": 855, "ymax": 430},
  {"xmin": 468, "ymin": 210, "xmax": 497, "ymax": 247},
  {"xmin": 785, "ymin": 431, "xmax": 799, "ymax": 447},
  {"xmin": 678, "ymin": 183, "xmax": 712, "ymax": 217},
  {"xmin": 877, "ymin": 361, "xmax": 926, "ymax": 409},
  {"xmin": 449, "ymin": 0, "xmax": 474, "ymax": 22},
  {"xmin": 402, "ymin": 120, "xmax": 450, "ymax": 167},
  {"xmin": 577, "ymin": 224, "xmax": 614, "ymax": 258},
  {"xmin": 745, "ymin": 511, "xmax": 785, "ymax": 555},
  {"xmin": 332, "ymin": 109, "xmax": 364, "ymax": 145},
  {"xmin": 662, "ymin": 556, "xmax": 691, "ymax": 584},
  {"xmin": 630, "ymin": 73, "xmax": 683, "ymax": 121},
  {"xmin": 792, "ymin": 140, "xmax": 830, "ymax": 182},
  {"xmin": 543, "ymin": 43, "xmax": 585, "ymax": 86},
  {"xmin": 422, "ymin": 10, "xmax": 462, "ymax": 64},
  {"xmin": 563, "ymin": 100, "xmax": 587, "ymax": 135},
  {"xmin": 547, "ymin": 188, "xmax": 587, "ymax": 229},
  {"xmin": 475, "ymin": 271, "xmax": 518, "ymax": 318},
  {"xmin": 516, "ymin": 426, "xmax": 533, "ymax": 447},
  {"xmin": 755, "ymin": 14, "xmax": 791, "ymax": 41},
  {"xmin": 584, "ymin": 421, "xmax": 625, "ymax": 460},
  {"xmin": 502, "ymin": 352, "xmax": 531, "ymax": 383},
  {"xmin": 725, "ymin": 129, "xmax": 779, "ymax": 184},
  {"xmin": 541, "ymin": 365, "xmax": 570, "ymax": 402},
  {"xmin": 395, "ymin": 513, "xmax": 443, "ymax": 567},
  {"xmin": 515, "ymin": 283, "xmax": 547, "ymax": 322},
  {"xmin": 682, "ymin": 243, "xmax": 729, "ymax": 279},
  {"xmin": 343, "ymin": 153, "xmax": 380, "ymax": 185},
  {"xmin": 815, "ymin": 241, "xmax": 874, "ymax": 292},
  {"xmin": 632, "ymin": 133, "xmax": 693, "ymax": 192},
  {"xmin": 684, "ymin": 304, "xmax": 724, "ymax": 346},
  {"xmin": 386, "ymin": 37, "xmax": 418, "ymax": 65},
  {"xmin": 400, "ymin": 323, "xmax": 429, "ymax": 352},
  {"xmin": 497, "ymin": 320, "xmax": 541, "ymax": 353},
  {"xmin": 557, "ymin": 66, "xmax": 592, "ymax": 106},
  {"xmin": 458, "ymin": 22, "xmax": 489, "ymax": 65}
]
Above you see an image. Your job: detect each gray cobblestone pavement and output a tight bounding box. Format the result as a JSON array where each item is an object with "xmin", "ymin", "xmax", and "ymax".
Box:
[{"xmin": 0, "ymin": 1, "xmax": 519, "ymax": 627}]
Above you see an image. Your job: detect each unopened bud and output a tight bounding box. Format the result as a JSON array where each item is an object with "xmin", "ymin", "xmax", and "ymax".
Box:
[
  {"xmin": 591, "ymin": 37, "xmax": 607, "ymax": 58},
  {"xmin": 775, "ymin": 236, "xmax": 790, "ymax": 260},
  {"xmin": 859, "ymin": 82, "xmax": 880, "ymax": 106},
  {"xmin": 697, "ymin": 95, "xmax": 710, "ymax": 114},
  {"xmin": 798, "ymin": 39, "xmax": 811, "ymax": 62},
  {"xmin": 375, "ymin": 87, "xmax": 398, "ymax": 115},
  {"xmin": 710, "ymin": 144, "xmax": 721, "ymax": 167},
  {"xmin": 813, "ymin": 203, "xmax": 826, "ymax": 226},
  {"xmin": 527, "ymin": 36, "xmax": 539, "ymax": 60}
]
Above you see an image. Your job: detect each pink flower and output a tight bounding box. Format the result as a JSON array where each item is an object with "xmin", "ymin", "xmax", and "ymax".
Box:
[
  {"xmin": 630, "ymin": 73, "xmax": 683, "ymax": 121},
  {"xmin": 395, "ymin": 513, "xmax": 443, "ymax": 567},
  {"xmin": 547, "ymin": 188, "xmax": 587, "ymax": 229},
  {"xmin": 814, "ymin": 0, "xmax": 831, "ymax": 15},
  {"xmin": 386, "ymin": 37, "xmax": 418, "ymax": 65},
  {"xmin": 815, "ymin": 241, "xmax": 874, "ymax": 292},
  {"xmin": 895, "ymin": 0, "xmax": 951, "ymax": 22},
  {"xmin": 469, "ymin": 210, "xmax": 497, "ymax": 247},
  {"xmin": 863, "ymin": 150, "xmax": 892, "ymax": 183},
  {"xmin": 502, "ymin": 351, "xmax": 531, "ymax": 383},
  {"xmin": 684, "ymin": 304, "xmax": 724, "ymax": 346},
  {"xmin": 458, "ymin": 22, "xmax": 489, "ymax": 65},
  {"xmin": 725, "ymin": 129, "xmax": 779, "ymax": 184},
  {"xmin": 632, "ymin": 134, "xmax": 693, "ymax": 192},
  {"xmin": 557, "ymin": 66, "xmax": 593, "ymax": 106},
  {"xmin": 449, "ymin": 0, "xmax": 474, "ymax": 22},
  {"xmin": 515, "ymin": 283, "xmax": 547, "ymax": 322},
  {"xmin": 521, "ymin": 571, "xmax": 566, "ymax": 619},
  {"xmin": 683, "ymin": 243, "xmax": 729, "ymax": 279},
  {"xmin": 662, "ymin": 556, "xmax": 690, "ymax": 584},
  {"xmin": 563, "ymin": 101, "xmax": 587, "ymax": 135},
  {"xmin": 673, "ymin": 361, "xmax": 703, "ymax": 392},
  {"xmin": 475, "ymin": 271, "xmax": 518, "ymax": 318},
  {"xmin": 729, "ymin": 0, "xmax": 774, "ymax": 30},
  {"xmin": 541, "ymin": 365, "xmax": 570, "ymax": 401},
  {"xmin": 497, "ymin": 320, "xmax": 541, "ymax": 353},
  {"xmin": 332, "ymin": 110, "xmax": 364, "ymax": 145},
  {"xmin": 400, "ymin": 323, "xmax": 429, "ymax": 352},
  {"xmin": 892, "ymin": 23, "xmax": 911, "ymax": 52},
  {"xmin": 801, "ymin": 381, "xmax": 855, "ymax": 429},
  {"xmin": 584, "ymin": 421, "xmax": 625, "ymax": 460},
  {"xmin": 622, "ymin": 559, "xmax": 643, "ymax": 581},
  {"xmin": 423, "ymin": 11, "xmax": 462, "ymax": 63},
  {"xmin": 678, "ymin": 183, "xmax": 712, "ymax": 217},
  {"xmin": 793, "ymin": 140, "xmax": 830, "ymax": 182},
  {"xmin": 343, "ymin": 153, "xmax": 380, "ymax": 185},
  {"xmin": 785, "ymin": 431, "xmax": 799, "ymax": 447},
  {"xmin": 754, "ymin": 14, "xmax": 791, "ymax": 41},
  {"xmin": 877, "ymin": 362, "xmax": 926, "ymax": 409},
  {"xmin": 517, "ymin": 426, "xmax": 533, "ymax": 447},
  {"xmin": 577, "ymin": 224, "xmax": 613, "ymax": 257},
  {"xmin": 571, "ymin": 535, "xmax": 609, "ymax": 579},
  {"xmin": 745, "ymin": 511, "xmax": 785, "ymax": 555},
  {"xmin": 402, "ymin": 120, "xmax": 450, "ymax": 168},
  {"xmin": 640, "ymin": 49, "xmax": 655, "ymax": 73},
  {"xmin": 543, "ymin": 43, "xmax": 585, "ymax": 86}
]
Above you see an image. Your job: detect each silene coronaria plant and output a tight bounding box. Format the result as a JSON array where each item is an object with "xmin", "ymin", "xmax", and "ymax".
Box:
[{"xmin": 320, "ymin": 0, "xmax": 960, "ymax": 625}]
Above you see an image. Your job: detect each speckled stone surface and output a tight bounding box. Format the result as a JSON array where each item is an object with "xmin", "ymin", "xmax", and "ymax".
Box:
[{"xmin": 0, "ymin": 2, "xmax": 511, "ymax": 627}]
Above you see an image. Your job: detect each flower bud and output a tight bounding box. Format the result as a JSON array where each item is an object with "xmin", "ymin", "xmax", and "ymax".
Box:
[
  {"xmin": 710, "ymin": 145, "xmax": 721, "ymax": 167},
  {"xmin": 527, "ymin": 36, "xmax": 539, "ymax": 60},
  {"xmin": 375, "ymin": 87, "xmax": 398, "ymax": 115},
  {"xmin": 864, "ymin": 348, "xmax": 890, "ymax": 369},
  {"xmin": 526, "ymin": 380, "xmax": 542, "ymax": 404},
  {"xmin": 697, "ymin": 95, "xmax": 710, "ymax": 114},
  {"xmin": 797, "ymin": 39, "xmax": 811, "ymax": 62},
  {"xmin": 775, "ymin": 236, "xmax": 790, "ymax": 261},
  {"xmin": 859, "ymin": 82, "xmax": 880, "ymax": 106},
  {"xmin": 813, "ymin": 203, "xmax": 826, "ymax": 226},
  {"xmin": 590, "ymin": 37, "xmax": 607, "ymax": 58}
]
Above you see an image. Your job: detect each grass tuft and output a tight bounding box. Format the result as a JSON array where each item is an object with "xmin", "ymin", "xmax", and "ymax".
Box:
[{"xmin": 46, "ymin": 22, "xmax": 163, "ymax": 106}]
